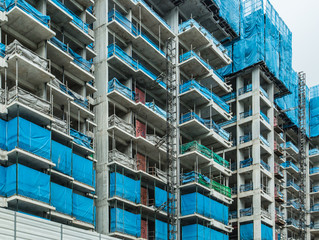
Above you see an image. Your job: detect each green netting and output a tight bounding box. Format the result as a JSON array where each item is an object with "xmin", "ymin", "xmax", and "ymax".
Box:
[
  {"xmin": 213, "ymin": 152, "xmax": 230, "ymax": 168},
  {"xmin": 211, "ymin": 180, "xmax": 231, "ymax": 198},
  {"xmin": 198, "ymin": 175, "xmax": 210, "ymax": 188}
]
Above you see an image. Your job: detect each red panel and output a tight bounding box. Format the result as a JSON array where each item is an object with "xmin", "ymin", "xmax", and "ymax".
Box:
[
  {"xmin": 136, "ymin": 120, "xmax": 146, "ymax": 138},
  {"xmin": 141, "ymin": 219, "xmax": 148, "ymax": 239},
  {"xmin": 137, "ymin": 152, "xmax": 146, "ymax": 171},
  {"xmin": 141, "ymin": 187, "xmax": 147, "ymax": 205},
  {"xmin": 135, "ymin": 88, "xmax": 145, "ymax": 104}
]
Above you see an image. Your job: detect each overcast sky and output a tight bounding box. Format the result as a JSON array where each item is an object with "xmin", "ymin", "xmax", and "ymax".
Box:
[{"xmin": 268, "ymin": 0, "xmax": 319, "ymax": 87}]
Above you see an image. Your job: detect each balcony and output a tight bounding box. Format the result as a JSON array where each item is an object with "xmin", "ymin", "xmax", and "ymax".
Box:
[
  {"xmin": 259, "ymin": 86, "xmax": 269, "ymax": 99},
  {"xmin": 240, "ymin": 183, "xmax": 253, "ymax": 193},
  {"xmin": 239, "ymin": 110, "xmax": 252, "ymax": 120},
  {"xmin": 107, "ymin": 44, "xmax": 166, "ymax": 93},
  {"xmin": 310, "ymin": 148, "xmax": 319, "ymax": 157},
  {"xmin": 70, "ymin": 128, "xmax": 94, "ymax": 155},
  {"xmin": 239, "ymin": 134, "xmax": 252, "ymax": 144},
  {"xmin": 179, "ymin": 112, "xmax": 231, "ymax": 148},
  {"xmin": 275, "ymin": 189, "xmax": 284, "ymax": 203},
  {"xmin": 107, "ymin": 78, "xmax": 136, "ymax": 108},
  {"xmin": 287, "ymin": 199, "xmax": 301, "ymax": 210},
  {"xmin": 6, "ymin": 40, "xmax": 54, "ymax": 85},
  {"xmin": 3, "ymin": 0, "xmax": 55, "ymax": 43},
  {"xmin": 275, "ymin": 209, "xmax": 285, "ymax": 226},
  {"xmin": 221, "ymin": 92, "xmax": 236, "ymax": 102},
  {"xmin": 238, "ymin": 84, "xmax": 252, "ymax": 96},
  {"xmin": 274, "ymin": 141, "xmax": 284, "ymax": 157},
  {"xmin": 286, "ymin": 218, "xmax": 300, "ymax": 230},
  {"xmin": 108, "ymin": 149, "xmax": 137, "ymax": 171},
  {"xmin": 229, "ymin": 211, "xmax": 238, "ymax": 220},
  {"xmin": 310, "ymin": 204, "xmax": 319, "ymax": 214},
  {"xmin": 178, "ymin": 19, "xmax": 231, "ymax": 69},
  {"xmin": 286, "ymin": 180, "xmax": 300, "ymax": 193},
  {"xmin": 260, "ymin": 111, "xmax": 270, "ymax": 124},
  {"xmin": 281, "ymin": 161, "xmax": 299, "ymax": 174},
  {"xmin": 274, "ymin": 163, "xmax": 284, "ymax": 179},
  {"xmin": 218, "ymin": 116, "xmax": 237, "ymax": 128},
  {"xmin": 107, "ymin": 10, "xmax": 166, "ymax": 69},
  {"xmin": 47, "ymin": 0, "xmax": 73, "ymax": 25},
  {"xmin": 240, "ymin": 158, "xmax": 253, "ymax": 169},
  {"xmin": 47, "ymin": 37, "xmax": 73, "ymax": 67},
  {"xmin": 260, "ymin": 160, "xmax": 270, "ymax": 172},
  {"xmin": 240, "ymin": 207, "xmax": 253, "ymax": 217},
  {"xmin": 260, "ymin": 135, "xmax": 270, "ymax": 147},
  {"xmin": 108, "ymin": 115, "xmax": 135, "ymax": 142},
  {"xmin": 284, "ymin": 141, "xmax": 299, "ymax": 155}
]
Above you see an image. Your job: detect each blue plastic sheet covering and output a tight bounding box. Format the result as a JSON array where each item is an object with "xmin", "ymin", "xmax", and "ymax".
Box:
[
  {"xmin": 0, "ymin": 165, "xmax": 6, "ymax": 196},
  {"xmin": 108, "ymin": 78, "xmax": 135, "ymax": 100},
  {"xmin": 69, "ymin": 48, "xmax": 92, "ymax": 72},
  {"xmin": 145, "ymin": 102, "xmax": 167, "ymax": 118},
  {"xmin": 240, "ymin": 223, "xmax": 253, "ymax": 240},
  {"xmin": 182, "ymin": 224, "xmax": 228, "ymax": 240},
  {"xmin": 261, "ymin": 224, "xmax": 273, "ymax": 240},
  {"xmin": 72, "ymin": 193, "xmax": 94, "ymax": 223},
  {"xmin": 180, "ymin": 112, "xmax": 230, "ymax": 140},
  {"xmin": 310, "ymin": 85, "xmax": 319, "ymax": 137},
  {"xmin": 70, "ymin": 128, "xmax": 92, "ymax": 149},
  {"xmin": 110, "ymin": 208, "xmax": 141, "ymax": 237},
  {"xmin": 7, "ymin": 117, "xmax": 51, "ymax": 159},
  {"xmin": 217, "ymin": 0, "xmax": 292, "ymax": 92},
  {"xmin": 180, "ymin": 50, "xmax": 212, "ymax": 71},
  {"xmin": 181, "ymin": 192, "xmax": 228, "ymax": 225},
  {"xmin": 180, "ymin": 80, "xmax": 229, "ymax": 113},
  {"xmin": 51, "ymin": 140, "xmax": 72, "ymax": 176},
  {"xmin": 6, "ymin": 164, "xmax": 50, "ymax": 203},
  {"xmin": 0, "ymin": 42, "xmax": 5, "ymax": 57},
  {"xmin": 155, "ymin": 219, "xmax": 167, "ymax": 240},
  {"xmin": 155, "ymin": 186, "xmax": 167, "ymax": 210},
  {"xmin": 72, "ymin": 153, "xmax": 94, "ymax": 186},
  {"xmin": 179, "ymin": 19, "xmax": 226, "ymax": 54},
  {"xmin": 110, "ymin": 172, "xmax": 140, "ymax": 203},
  {"xmin": 5, "ymin": 0, "xmax": 50, "ymax": 26},
  {"xmin": 58, "ymin": 82, "xmax": 89, "ymax": 109},
  {"xmin": 0, "ymin": 119, "xmax": 6, "ymax": 150},
  {"xmin": 50, "ymin": 37, "xmax": 68, "ymax": 52},
  {"xmin": 51, "ymin": 183, "xmax": 72, "ymax": 215}
]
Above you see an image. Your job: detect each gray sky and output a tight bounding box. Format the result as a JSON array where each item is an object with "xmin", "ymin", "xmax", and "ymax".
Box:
[{"xmin": 269, "ymin": 0, "xmax": 319, "ymax": 87}]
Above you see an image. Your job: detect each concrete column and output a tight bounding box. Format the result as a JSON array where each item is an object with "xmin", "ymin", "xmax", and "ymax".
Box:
[{"xmin": 94, "ymin": 0, "xmax": 109, "ymax": 234}]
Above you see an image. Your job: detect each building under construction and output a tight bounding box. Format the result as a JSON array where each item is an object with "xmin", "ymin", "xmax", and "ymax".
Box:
[{"xmin": 0, "ymin": 0, "xmax": 318, "ymax": 239}]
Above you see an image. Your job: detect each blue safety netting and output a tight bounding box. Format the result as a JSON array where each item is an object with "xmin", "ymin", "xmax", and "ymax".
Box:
[
  {"xmin": 57, "ymin": 81, "xmax": 89, "ymax": 109},
  {"xmin": 69, "ymin": 48, "xmax": 92, "ymax": 72},
  {"xmin": 240, "ymin": 223, "xmax": 253, "ymax": 240},
  {"xmin": 51, "ymin": 140, "xmax": 72, "ymax": 176},
  {"xmin": 4, "ymin": 0, "xmax": 50, "ymax": 26},
  {"xmin": 0, "ymin": 42, "xmax": 5, "ymax": 57},
  {"xmin": 110, "ymin": 208, "xmax": 141, "ymax": 237},
  {"xmin": 155, "ymin": 219, "xmax": 167, "ymax": 240},
  {"xmin": 182, "ymin": 224, "xmax": 228, "ymax": 240},
  {"xmin": 70, "ymin": 128, "xmax": 92, "ymax": 149},
  {"xmin": 108, "ymin": 44, "xmax": 166, "ymax": 88},
  {"xmin": 72, "ymin": 153, "xmax": 94, "ymax": 186},
  {"xmin": 50, "ymin": 37, "xmax": 68, "ymax": 52},
  {"xmin": 110, "ymin": 172, "xmax": 140, "ymax": 203},
  {"xmin": 180, "ymin": 112, "xmax": 230, "ymax": 140},
  {"xmin": 181, "ymin": 192, "xmax": 228, "ymax": 225},
  {"xmin": 310, "ymin": 85, "xmax": 319, "ymax": 137},
  {"xmin": 155, "ymin": 187, "xmax": 172, "ymax": 212},
  {"xmin": 0, "ymin": 119, "xmax": 6, "ymax": 150},
  {"xmin": 51, "ymin": 182, "xmax": 72, "ymax": 215},
  {"xmin": 180, "ymin": 50, "xmax": 213, "ymax": 71},
  {"xmin": 0, "ymin": 165, "xmax": 6, "ymax": 196},
  {"xmin": 261, "ymin": 224, "xmax": 273, "ymax": 240},
  {"xmin": 180, "ymin": 80, "xmax": 230, "ymax": 113},
  {"xmin": 145, "ymin": 102, "xmax": 167, "ymax": 118},
  {"xmin": 72, "ymin": 193, "xmax": 94, "ymax": 223},
  {"xmin": 6, "ymin": 164, "xmax": 50, "ymax": 203},
  {"xmin": 108, "ymin": 78, "xmax": 135, "ymax": 100},
  {"xmin": 179, "ymin": 19, "xmax": 227, "ymax": 54},
  {"xmin": 7, "ymin": 117, "xmax": 51, "ymax": 159}
]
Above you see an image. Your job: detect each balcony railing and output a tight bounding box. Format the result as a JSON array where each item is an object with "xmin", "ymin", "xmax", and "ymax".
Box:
[
  {"xmin": 108, "ymin": 115, "xmax": 135, "ymax": 136},
  {"xmin": 240, "ymin": 183, "xmax": 253, "ymax": 192},
  {"xmin": 180, "ymin": 141, "xmax": 229, "ymax": 168},
  {"xmin": 240, "ymin": 158, "xmax": 253, "ymax": 168},
  {"xmin": 310, "ymin": 148, "xmax": 319, "ymax": 156},
  {"xmin": 0, "ymin": 42, "xmax": 5, "ymax": 57},
  {"xmin": 180, "ymin": 80, "xmax": 230, "ymax": 112},
  {"xmin": 221, "ymin": 92, "xmax": 236, "ymax": 102},
  {"xmin": 311, "ymin": 204, "xmax": 319, "ymax": 212},
  {"xmin": 260, "ymin": 135, "xmax": 270, "ymax": 147},
  {"xmin": 231, "ymin": 186, "xmax": 237, "ymax": 195},
  {"xmin": 145, "ymin": 102, "xmax": 167, "ymax": 119},
  {"xmin": 240, "ymin": 207, "xmax": 253, "ymax": 217},
  {"xmin": 229, "ymin": 211, "xmax": 238, "ymax": 219},
  {"xmin": 281, "ymin": 161, "xmax": 299, "ymax": 173},
  {"xmin": 108, "ymin": 78, "xmax": 135, "ymax": 100},
  {"xmin": 238, "ymin": 84, "xmax": 252, "ymax": 95},
  {"xmin": 260, "ymin": 160, "xmax": 270, "ymax": 171},
  {"xmin": 275, "ymin": 189, "xmax": 284, "ymax": 199},
  {"xmin": 109, "ymin": 149, "xmax": 136, "ymax": 170},
  {"xmin": 71, "ymin": 128, "xmax": 93, "ymax": 150},
  {"xmin": 312, "ymin": 186, "xmax": 319, "ymax": 193},
  {"xmin": 260, "ymin": 86, "xmax": 269, "ymax": 99},
  {"xmin": 287, "ymin": 199, "xmax": 301, "ymax": 209},
  {"xmin": 180, "ymin": 112, "xmax": 230, "ymax": 141},
  {"xmin": 285, "ymin": 141, "xmax": 299, "ymax": 153},
  {"xmin": 179, "ymin": 19, "xmax": 227, "ymax": 54},
  {"xmin": 286, "ymin": 180, "xmax": 300, "ymax": 191},
  {"xmin": 310, "ymin": 167, "xmax": 319, "ymax": 175},
  {"xmin": 218, "ymin": 116, "xmax": 237, "ymax": 127},
  {"xmin": 260, "ymin": 111, "xmax": 270, "ymax": 123},
  {"xmin": 239, "ymin": 110, "xmax": 252, "ymax": 119},
  {"xmin": 286, "ymin": 218, "xmax": 300, "ymax": 228},
  {"xmin": 231, "ymin": 162, "xmax": 237, "ymax": 171},
  {"xmin": 239, "ymin": 134, "xmax": 251, "ymax": 144}
]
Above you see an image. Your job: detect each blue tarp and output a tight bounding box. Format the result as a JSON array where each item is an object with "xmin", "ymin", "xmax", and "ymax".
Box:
[
  {"xmin": 182, "ymin": 224, "xmax": 228, "ymax": 240},
  {"xmin": 6, "ymin": 164, "xmax": 50, "ymax": 203},
  {"xmin": 5, "ymin": 0, "xmax": 50, "ymax": 26},
  {"xmin": 261, "ymin": 224, "xmax": 273, "ymax": 240},
  {"xmin": 240, "ymin": 223, "xmax": 253, "ymax": 240},
  {"xmin": 0, "ymin": 166, "xmax": 5, "ymax": 196},
  {"xmin": 7, "ymin": 117, "xmax": 51, "ymax": 159},
  {"xmin": 51, "ymin": 183, "xmax": 72, "ymax": 215},
  {"xmin": 155, "ymin": 187, "xmax": 167, "ymax": 210},
  {"xmin": 110, "ymin": 172, "xmax": 140, "ymax": 203},
  {"xmin": 69, "ymin": 48, "xmax": 92, "ymax": 72},
  {"xmin": 72, "ymin": 193, "xmax": 94, "ymax": 223},
  {"xmin": 181, "ymin": 192, "xmax": 228, "ymax": 225},
  {"xmin": 72, "ymin": 153, "xmax": 94, "ymax": 186},
  {"xmin": 51, "ymin": 140, "xmax": 72, "ymax": 176},
  {"xmin": 145, "ymin": 102, "xmax": 167, "ymax": 118},
  {"xmin": 70, "ymin": 128, "xmax": 92, "ymax": 149},
  {"xmin": 0, "ymin": 42, "xmax": 5, "ymax": 57},
  {"xmin": 108, "ymin": 78, "xmax": 135, "ymax": 100},
  {"xmin": 0, "ymin": 119, "xmax": 6, "ymax": 150},
  {"xmin": 310, "ymin": 85, "xmax": 319, "ymax": 137},
  {"xmin": 110, "ymin": 208, "xmax": 141, "ymax": 237},
  {"xmin": 155, "ymin": 219, "xmax": 167, "ymax": 240}
]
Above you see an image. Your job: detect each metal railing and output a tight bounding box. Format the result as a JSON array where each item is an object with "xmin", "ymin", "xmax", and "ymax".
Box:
[
  {"xmin": 240, "ymin": 110, "xmax": 252, "ymax": 119},
  {"xmin": 240, "ymin": 183, "xmax": 253, "ymax": 192},
  {"xmin": 238, "ymin": 84, "xmax": 252, "ymax": 95},
  {"xmin": 240, "ymin": 158, "xmax": 253, "ymax": 168},
  {"xmin": 240, "ymin": 207, "xmax": 253, "ymax": 217},
  {"xmin": 260, "ymin": 160, "xmax": 270, "ymax": 171}
]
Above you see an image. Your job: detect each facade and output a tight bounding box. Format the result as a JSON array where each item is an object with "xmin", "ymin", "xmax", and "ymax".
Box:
[{"xmin": 0, "ymin": 0, "xmax": 318, "ymax": 240}]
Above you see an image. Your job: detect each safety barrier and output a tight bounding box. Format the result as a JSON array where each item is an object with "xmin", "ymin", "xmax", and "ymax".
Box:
[
  {"xmin": 260, "ymin": 160, "xmax": 270, "ymax": 171},
  {"xmin": 238, "ymin": 84, "xmax": 252, "ymax": 95},
  {"xmin": 221, "ymin": 92, "xmax": 236, "ymax": 102},
  {"xmin": 240, "ymin": 158, "xmax": 253, "ymax": 168},
  {"xmin": 239, "ymin": 134, "xmax": 251, "ymax": 144},
  {"xmin": 240, "ymin": 207, "xmax": 253, "ymax": 217},
  {"xmin": 313, "ymin": 186, "xmax": 319, "ymax": 193},
  {"xmin": 145, "ymin": 102, "xmax": 167, "ymax": 118},
  {"xmin": 240, "ymin": 183, "xmax": 253, "ymax": 192},
  {"xmin": 70, "ymin": 128, "xmax": 93, "ymax": 150},
  {"xmin": 180, "ymin": 80, "xmax": 230, "ymax": 112},
  {"xmin": 286, "ymin": 180, "xmax": 300, "ymax": 191},
  {"xmin": 281, "ymin": 161, "xmax": 299, "ymax": 173},
  {"xmin": 260, "ymin": 135, "xmax": 270, "ymax": 147},
  {"xmin": 260, "ymin": 111, "xmax": 270, "ymax": 123},
  {"xmin": 229, "ymin": 211, "xmax": 238, "ymax": 219},
  {"xmin": 180, "ymin": 141, "xmax": 229, "ymax": 168},
  {"xmin": 310, "ymin": 148, "xmax": 319, "ymax": 156},
  {"xmin": 110, "ymin": 208, "xmax": 141, "ymax": 237},
  {"xmin": 110, "ymin": 172, "xmax": 140, "ymax": 203},
  {"xmin": 239, "ymin": 110, "xmax": 252, "ymax": 119},
  {"xmin": 260, "ymin": 86, "xmax": 269, "ymax": 99},
  {"xmin": 218, "ymin": 116, "xmax": 237, "ymax": 127},
  {"xmin": 0, "ymin": 42, "xmax": 5, "ymax": 57},
  {"xmin": 108, "ymin": 78, "xmax": 135, "ymax": 100},
  {"xmin": 310, "ymin": 167, "xmax": 319, "ymax": 175},
  {"xmin": 182, "ymin": 224, "xmax": 229, "ymax": 240},
  {"xmin": 179, "ymin": 19, "xmax": 227, "ymax": 53},
  {"xmin": 180, "ymin": 112, "xmax": 230, "ymax": 141},
  {"xmin": 285, "ymin": 141, "xmax": 299, "ymax": 153},
  {"xmin": 286, "ymin": 218, "xmax": 300, "ymax": 228},
  {"xmin": 311, "ymin": 204, "xmax": 319, "ymax": 212},
  {"xmin": 230, "ymin": 162, "xmax": 237, "ymax": 171}
]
